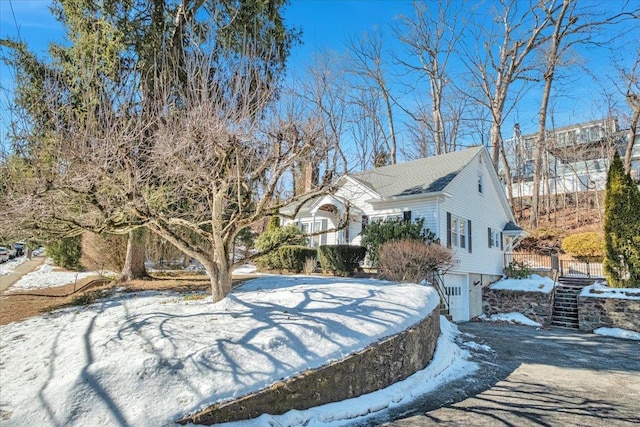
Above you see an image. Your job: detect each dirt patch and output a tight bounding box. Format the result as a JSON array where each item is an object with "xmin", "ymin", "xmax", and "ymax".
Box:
[{"xmin": 0, "ymin": 274, "xmax": 251, "ymax": 326}]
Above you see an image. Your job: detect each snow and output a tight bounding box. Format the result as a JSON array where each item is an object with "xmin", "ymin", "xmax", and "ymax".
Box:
[
  {"xmin": 489, "ymin": 274, "xmax": 555, "ymax": 294},
  {"xmin": 5, "ymin": 258, "xmax": 103, "ymax": 292},
  {"xmin": 0, "ymin": 256, "xmax": 29, "ymax": 276},
  {"xmin": 580, "ymin": 283, "xmax": 640, "ymax": 300},
  {"xmin": 593, "ymin": 327, "xmax": 640, "ymax": 341},
  {"xmin": 0, "ymin": 275, "xmax": 475, "ymax": 427},
  {"xmin": 477, "ymin": 312, "xmax": 542, "ymax": 328}
]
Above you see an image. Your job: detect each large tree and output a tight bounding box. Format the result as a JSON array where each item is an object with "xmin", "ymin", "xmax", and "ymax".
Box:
[
  {"xmin": 1, "ymin": 0, "xmax": 310, "ymax": 299},
  {"xmin": 603, "ymin": 152, "xmax": 640, "ymax": 288}
]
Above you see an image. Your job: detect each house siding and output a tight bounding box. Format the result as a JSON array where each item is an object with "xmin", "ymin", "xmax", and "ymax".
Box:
[{"xmin": 440, "ymin": 152, "xmax": 510, "ymax": 277}]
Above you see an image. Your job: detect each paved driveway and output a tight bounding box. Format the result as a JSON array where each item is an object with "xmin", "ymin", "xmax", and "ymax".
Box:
[{"xmin": 382, "ymin": 322, "xmax": 640, "ymax": 427}]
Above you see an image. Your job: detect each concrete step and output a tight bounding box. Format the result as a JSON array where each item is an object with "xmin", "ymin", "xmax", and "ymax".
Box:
[{"xmin": 551, "ymin": 321, "xmax": 579, "ymax": 329}]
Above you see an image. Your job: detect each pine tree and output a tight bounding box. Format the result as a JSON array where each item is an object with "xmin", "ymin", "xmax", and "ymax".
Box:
[{"xmin": 603, "ymin": 152, "xmax": 640, "ymax": 288}]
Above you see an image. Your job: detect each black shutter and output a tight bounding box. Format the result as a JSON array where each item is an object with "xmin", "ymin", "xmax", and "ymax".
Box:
[
  {"xmin": 446, "ymin": 212, "xmax": 452, "ymax": 248},
  {"xmin": 361, "ymin": 215, "xmax": 369, "ymax": 232},
  {"xmin": 500, "ymin": 232, "xmax": 504, "ymax": 250},
  {"xmin": 488, "ymin": 227, "xmax": 492, "ymax": 248},
  {"xmin": 468, "ymin": 220, "xmax": 472, "ymax": 253},
  {"xmin": 403, "ymin": 210, "xmax": 412, "ymax": 222}
]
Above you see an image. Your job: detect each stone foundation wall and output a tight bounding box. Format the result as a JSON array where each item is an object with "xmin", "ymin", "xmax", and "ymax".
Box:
[
  {"xmin": 578, "ymin": 296, "xmax": 640, "ymax": 332},
  {"xmin": 178, "ymin": 309, "xmax": 440, "ymax": 425},
  {"xmin": 482, "ymin": 288, "xmax": 553, "ymax": 326}
]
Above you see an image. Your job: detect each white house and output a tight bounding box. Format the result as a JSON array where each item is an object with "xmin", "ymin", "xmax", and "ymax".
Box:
[{"xmin": 282, "ymin": 146, "xmax": 525, "ymax": 321}]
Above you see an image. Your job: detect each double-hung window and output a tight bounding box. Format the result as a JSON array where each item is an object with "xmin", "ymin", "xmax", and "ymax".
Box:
[
  {"xmin": 488, "ymin": 228, "xmax": 502, "ymax": 249},
  {"xmin": 447, "ymin": 212, "xmax": 472, "ymax": 252}
]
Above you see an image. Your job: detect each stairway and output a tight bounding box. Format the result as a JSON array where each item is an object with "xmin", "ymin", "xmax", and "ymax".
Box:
[{"xmin": 551, "ymin": 277, "xmax": 597, "ymax": 329}]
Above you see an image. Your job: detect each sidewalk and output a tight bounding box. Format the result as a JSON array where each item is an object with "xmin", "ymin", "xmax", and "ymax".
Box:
[{"xmin": 0, "ymin": 256, "xmax": 46, "ymax": 293}]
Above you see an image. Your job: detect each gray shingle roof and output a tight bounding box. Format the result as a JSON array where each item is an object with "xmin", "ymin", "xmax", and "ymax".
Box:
[{"xmin": 349, "ymin": 146, "xmax": 484, "ymax": 198}]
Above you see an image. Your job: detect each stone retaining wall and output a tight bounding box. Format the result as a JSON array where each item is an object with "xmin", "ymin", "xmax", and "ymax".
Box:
[
  {"xmin": 482, "ymin": 288, "xmax": 553, "ymax": 326},
  {"xmin": 178, "ymin": 309, "xmax": 440, "ymax": 425},
  {"xmin": 578, "ymin": 294, "xmax": 640, "ymax": 333}
]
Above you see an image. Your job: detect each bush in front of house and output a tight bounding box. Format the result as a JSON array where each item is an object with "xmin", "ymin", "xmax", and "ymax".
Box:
[
  {"xmin": 360, "ymin": 218, "xmax": 435, "ymax": 266},
  {"xmin": 504, "ymin": 260, "xmax": 531, "ymax": 279},
  {"xmin": 46, "ymin": 235, "xmax": 83, "ymax": 270},
  {"xmin": 378, "ymin": 239, "xmax": 457, "ymax": 283},
  {"xmin": 561, "ymin": 232, "xmax": 604, "ymax": 260},
  {"xmin": 318, "ymin": 245, "xmax": 366, "ymax": 276},
  {"xmin": 255, "ymin": 224, "xmax": 307, "ymax": 270},
  {"xmin": 279, "ymin": 245, "xmax": 317, "ymax": 273}
]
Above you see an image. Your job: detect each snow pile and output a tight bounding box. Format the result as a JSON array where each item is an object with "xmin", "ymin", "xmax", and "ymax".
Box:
[
  {"xmin": 6, "ymin": 259, "xmax": 102, "ymax": 292},
  {"xmin": 489, "ymin": 274, "xmax": 555, "ymax": 293},
  {"xmin": 0, "ymin": 276, "xmax": 449, "ymax": 427},
  {"xmin": 478, "ymin": 312, "xmax": 542, "ymax": 327},
  {"xmin": 580, "ymin": 283, "xmax": 640, "ymax": 300},
  {"xmin": 0, "ymin": 256, "xmax": 29, "ymax": 276},
  {"xmin": 593, "ymin": 327, "xmax": 640, "ymax": 341},
  {"xmin": 232, "ymin": 264, "xmax": 258, "ymax": 275}
]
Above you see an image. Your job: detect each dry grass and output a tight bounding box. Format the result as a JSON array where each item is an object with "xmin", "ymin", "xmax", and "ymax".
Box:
[{"xmin": 0, "ymin": 273, "xmax": 251, "ymax": 326}]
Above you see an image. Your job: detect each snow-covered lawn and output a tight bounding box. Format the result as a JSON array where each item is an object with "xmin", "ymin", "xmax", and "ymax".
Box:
[
  {"xmin": 489, "ymin": 274, "xmax": 555, "ymax": 293},
  {"xmin": 0, "ymin": 256, "xmax": 30, "ymax": 277},
  {"xmin": 0, "ymin": 275, "xmax": 475, "ymax": 427},
  {"xmin": 6, "ymin": 258, "xmax": 104, "ymax": 292}
]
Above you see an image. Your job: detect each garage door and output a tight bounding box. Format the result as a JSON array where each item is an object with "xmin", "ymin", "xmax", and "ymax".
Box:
[{"xmin": 444, "ymin": 273, "xmax": 469, "ymax": 322}]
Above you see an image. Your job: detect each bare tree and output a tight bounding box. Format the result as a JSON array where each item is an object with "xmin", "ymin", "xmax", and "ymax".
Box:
[
  {"xmin": 297, "ymin": 52, "xmax": 351, "ymax": 174},
  {"xmin": 462, "ymin": 0, "xmax": 550, "ymax": 176},
  {"xmin": 395, "ymin": 0, "xmax": 467, "ymax": 155},
  {"xmin": 530, "ymin": 0, "xmax": 639, "ymax": 227},
  {"xmin": 623, "ymin": 51, "xmax": 640, "ymax": 174},
  {"xmin": 345, "ymin": 28, "xmax": 399, "ymax": 164}
]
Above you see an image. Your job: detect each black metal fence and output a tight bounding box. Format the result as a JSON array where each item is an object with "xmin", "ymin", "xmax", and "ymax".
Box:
[
  {"xmin": 504, "ymin": 252, "xmax": 605, "ymax": 278},
  {"xmin": 559, "ymin": 259, "xmax": 604, "ymax": 278},
  {"xmin": 504, "ymin": 252, "xmax": 554, "ymax": 271}
]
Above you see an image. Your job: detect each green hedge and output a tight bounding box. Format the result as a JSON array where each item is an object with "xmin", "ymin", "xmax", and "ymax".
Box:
[
  {"xmin": 46, "ymin": 235, "xmax": 83, "ymax": 270},
  {"xmin": 318, "ymin": 245, "xmax": 367, "ymax": 276},
  {"xmin": 255, "ymin": 224, "xmax": 307, "ymax": 270},
  {"xmin": 279, "ymin": 246, "xmax": 317, "ymax": 273}
]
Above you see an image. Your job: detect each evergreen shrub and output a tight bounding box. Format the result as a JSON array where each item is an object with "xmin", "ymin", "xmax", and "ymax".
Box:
[
  {"xmin": 504, "ymin": 260, "xmax": 531, "ymax": 279},
  {"xmin": 561, "ymin": 232, "xmax": 604, "ymax": 260},
  {"xmin": 318, "ymin": 245, "xmax": 366, "ymax": 276},
  {"xmin": 279, "ymin": 245, "xmax": 317, "ymax": 273},
  {"xmin": 46, "ymin": 235, "xmax": 83, "ymax": 270},
  {"xmin": 360, "ymin": 218, "xmax": 436, "ymax": 266},
  {"xmin": 255, "ymin": 224, "xmax": 307, "ymax": 270}
]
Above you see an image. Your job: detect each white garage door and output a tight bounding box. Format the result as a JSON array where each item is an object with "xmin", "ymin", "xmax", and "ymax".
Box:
[{"xmin": 444, "ymin": 273, "xmax": 469, "ymax": 322}]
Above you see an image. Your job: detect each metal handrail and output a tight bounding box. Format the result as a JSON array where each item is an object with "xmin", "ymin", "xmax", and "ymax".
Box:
[{"xmin": 427, "ymin": 271, "xmax": 449, "ymax": 312}]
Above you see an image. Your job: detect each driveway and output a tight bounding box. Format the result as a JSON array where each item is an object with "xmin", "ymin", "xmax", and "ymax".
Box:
[{"xmin": 381, "ymin": 322, "xmax": 640, "ymax": 426}]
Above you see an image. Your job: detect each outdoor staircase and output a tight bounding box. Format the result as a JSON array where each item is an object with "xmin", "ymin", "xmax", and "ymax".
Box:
[{"xmin": 551, "ymin": 277, "xmax": 597, "ymax": 329}]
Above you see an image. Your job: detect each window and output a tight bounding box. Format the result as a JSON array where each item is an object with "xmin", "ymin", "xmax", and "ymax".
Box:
[
  {"xmin": 447, "ymin": 212, "xmax": 472, "ymax": 252},
  {"xmin": 301, "ymin": 219, "xmax": 327, "ymax": 247},
  {"xmin": 361, "ymin": 215, "xmax": 369, "ymax": 231},
  {"xmin": 311, "ymin": 219, "xmax": 328, "ymax": 247},
  {"xmin": 488, "ymin": 228, "xmax": 502, "ymax": 249},
  {"xmin": 478, "ymin": 175, "xmax": 483, "ymax": 193}
]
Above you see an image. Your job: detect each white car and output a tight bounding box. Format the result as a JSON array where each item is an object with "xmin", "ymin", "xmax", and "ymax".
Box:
[{"xmin": 0, "ymin": 247, "xmax": 9, "ymax": 263}]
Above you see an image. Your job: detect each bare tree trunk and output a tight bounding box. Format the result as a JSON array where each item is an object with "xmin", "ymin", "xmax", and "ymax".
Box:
[
  {"xmin": 121, "ymin": 229, "xmax": 148, "ymax": 282},
  {"xmin": 625, "ymin": 98, "xmax": 639, "ymax": 174},
  {"xmin": 531, "ymin": 0, "xmax": 571, "ymax": 228}
]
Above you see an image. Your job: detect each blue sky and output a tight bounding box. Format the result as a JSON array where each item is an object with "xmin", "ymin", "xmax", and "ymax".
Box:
[{"xmin": 1, "ymin": 0, "xmax": 638, "ymax": 153}]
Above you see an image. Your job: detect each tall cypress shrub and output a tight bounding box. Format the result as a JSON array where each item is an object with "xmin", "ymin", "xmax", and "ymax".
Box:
[{"xmin": 603, "ymin": 152, "xmax": 640, "ymax": 287}]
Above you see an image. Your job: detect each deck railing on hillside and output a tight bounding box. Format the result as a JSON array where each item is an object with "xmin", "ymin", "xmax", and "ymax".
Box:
[
  {"xmin": 559, "ymin": 259, "xmax": 604, "ymax": 278},
  {"xmin": 504, "ymin": 252, "xmax": 554, "ymax": 271},
  {"xmin": 504, "ymin": 252, "xmax": 604, "ymax": 279}
]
